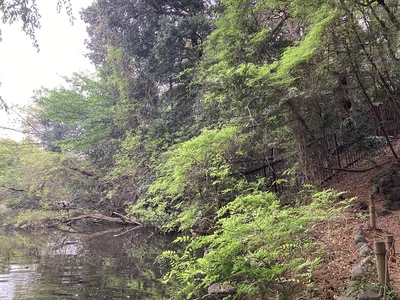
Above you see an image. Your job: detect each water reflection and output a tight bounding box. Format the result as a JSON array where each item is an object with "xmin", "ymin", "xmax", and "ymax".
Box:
[{"xmin": 0, "ymin": 226, "xmax": 176, "ymax": 299}]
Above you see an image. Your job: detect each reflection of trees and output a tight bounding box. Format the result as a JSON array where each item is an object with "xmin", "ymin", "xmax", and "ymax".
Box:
[
  {"xmin": 0, "ymin": 230, "xmax": 45, "ymax": 265},
  {"xmin": 0, "ymin": 230, "xmax": 46, "ymax": 300},
  {"xmin": 0, "ymin": 227, "xmax": 177, "ymax": 299}
]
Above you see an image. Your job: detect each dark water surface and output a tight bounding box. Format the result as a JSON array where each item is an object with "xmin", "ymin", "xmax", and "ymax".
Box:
[{"xmin": 0, "ymin": 226, "xmax": 176, "ymax": 299}]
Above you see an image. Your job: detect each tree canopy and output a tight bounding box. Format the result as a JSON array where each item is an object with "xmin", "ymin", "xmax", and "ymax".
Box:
[{"xmin": 0, "ymin": 0, "xmax": 74, "ymax": 48}]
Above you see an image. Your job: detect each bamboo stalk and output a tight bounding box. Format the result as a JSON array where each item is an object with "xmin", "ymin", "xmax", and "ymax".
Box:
[{"xmin": 375, "ymin": 241, "xmax": 389, "ymax": 286}]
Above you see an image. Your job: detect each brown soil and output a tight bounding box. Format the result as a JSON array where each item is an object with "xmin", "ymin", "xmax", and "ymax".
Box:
[{"xmin": 309, "ymin": 142, "xmax": 400, "ymax": 299}]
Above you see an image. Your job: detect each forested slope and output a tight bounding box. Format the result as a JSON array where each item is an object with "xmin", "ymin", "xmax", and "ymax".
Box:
[{"xmin": 2, "ymin": 0, "xmax": 400, "ymax": 298}]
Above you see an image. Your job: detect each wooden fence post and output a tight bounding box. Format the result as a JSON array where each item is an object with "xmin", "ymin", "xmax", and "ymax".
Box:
[
  {"xmin": 386, "ymin": 235, "xmax": 396, "ymax": 263},
  {"xmin": 374, "ymin": 241, "xmax": 389, "ymax": 286},
  {"xmin": 369, "ymin": 193, "xmax": 376, "ymax": 230},
  {"xmin": 334, "ymin": 133, "xmax": 341, "ymax": 169}
]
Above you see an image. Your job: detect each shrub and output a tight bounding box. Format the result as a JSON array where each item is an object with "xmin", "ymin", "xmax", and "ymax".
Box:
[{"xmin": 160, "ymin": 187, "xmax": 349, "ymax": 299}]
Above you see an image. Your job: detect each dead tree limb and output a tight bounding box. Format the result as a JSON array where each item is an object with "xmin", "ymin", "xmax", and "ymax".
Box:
[
  {"xmin": 65, "ymin": 166, "xmax": 95, "ymax": 177},
  {"xmin": 323, "ymin": 160, "xmax": 391, "ymax": 173},
  {"xmin": 0, "ymin": 185, "xmax": 24, "ymax": 192},
  {"xmin": 63, "ymin": 213, "xmax": 142, "ymax": 226}
]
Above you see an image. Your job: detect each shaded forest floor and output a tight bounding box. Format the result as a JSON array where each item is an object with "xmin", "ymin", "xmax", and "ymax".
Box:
[{"xmin": 309, "ymin": 141, "xmax": 400, "ymax": 299}]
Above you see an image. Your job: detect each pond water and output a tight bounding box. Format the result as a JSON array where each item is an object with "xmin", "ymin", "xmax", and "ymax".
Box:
[{"xmin": 0, "ymin": 226, "xmax": 177, "ymax": 300}]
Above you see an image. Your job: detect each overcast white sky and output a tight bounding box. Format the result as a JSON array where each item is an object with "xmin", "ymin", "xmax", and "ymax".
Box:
[{"xmin": 0, "ymin": 0, "xmax": 95, "ymax": 140}]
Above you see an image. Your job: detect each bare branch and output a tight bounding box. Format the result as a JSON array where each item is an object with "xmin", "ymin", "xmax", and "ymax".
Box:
[{"xmin": 0, "ymin": 185, "xmax": 24, "ymax": 192}]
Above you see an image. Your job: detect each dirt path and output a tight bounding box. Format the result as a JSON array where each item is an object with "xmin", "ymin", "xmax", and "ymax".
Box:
[{"xmin": 313, "ymin": 144, "xmax": 400, "ymax": 299}]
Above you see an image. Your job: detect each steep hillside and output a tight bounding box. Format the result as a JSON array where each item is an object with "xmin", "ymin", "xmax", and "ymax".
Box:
[{"xmin": 311, "ymin": 142, "xmax": 400, "ymax": 299}]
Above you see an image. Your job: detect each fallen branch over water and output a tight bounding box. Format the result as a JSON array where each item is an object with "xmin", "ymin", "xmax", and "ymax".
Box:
[{"xmin": 64, "ymin": 213, "xmax": 142, "ymax": 226}]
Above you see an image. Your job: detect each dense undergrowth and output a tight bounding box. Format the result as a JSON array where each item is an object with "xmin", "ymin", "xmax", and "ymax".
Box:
[
  {"xmin": 0, "ymin": 184, "xmax": 351, "ymax": 299},
  {"xmin": 159, "ymin": 187, "xmax": 350, "ymax": 299}
]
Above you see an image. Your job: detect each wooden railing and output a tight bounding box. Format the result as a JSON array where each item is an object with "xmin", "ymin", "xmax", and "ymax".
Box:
[{"xmin": 242, "ymin": 101, "xmax": 400, "ymax": 188}]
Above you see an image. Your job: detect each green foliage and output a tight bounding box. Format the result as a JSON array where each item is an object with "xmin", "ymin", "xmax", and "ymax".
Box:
[
  {"xmin": 1, "ymin": 0, "xmax": 41, "ymax": 48},
  {"xmin": 199, "ymin": 0, "xmax": 338, "ymax": 154},
  {"xmin": 152, "ymin": 126, "xmax": 237, "ymax": 197},
  {"xmin": 13, "ymin": 210, "xmax": 57, "ymax": 229},
  {"xmin": 2, "ymin": 0, "xmax": 400, "ymax": 297},
  {"xmin": 31, "ymin": 73, "xmax": 120, "ymax": 159},
  {"xmin": 263, "ymin": 5, "xmax": 337, "ymax": 86},
  {"xmin": 161, "ymin": 187, "xmax": 349, "ymax": 299},
  {"xmin": 7, "ymin": 0, "xmax": 400, "ymax": 230},
  {"xmin": 0, "ymin": 137, "xmax": 98, "ymax": 214},
  {"xmin": 130, "ymin": 125, "xmax": 243, "ymax": 231},
  {"xmin": 82, "ymin": 0, "xmax": 217, "ymax": 142},
  {"xmin": 0, "ymin": 0, "xmax": 74, "ymax": 49}
]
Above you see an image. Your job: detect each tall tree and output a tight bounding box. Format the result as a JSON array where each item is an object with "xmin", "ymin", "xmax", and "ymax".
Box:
[
  {"xmin": 81, "ymin": 0, "xmax": 219, "ymax": 141},
  {"xmin": 26, "ymin": 73, "xmax": 121, "ymax": 167},
  {"xmin": 200, "ymin": 0, "xmax": 400, "ymax": 179}
]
